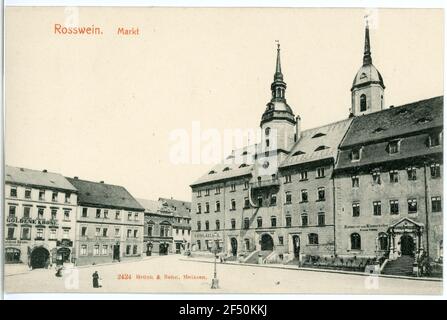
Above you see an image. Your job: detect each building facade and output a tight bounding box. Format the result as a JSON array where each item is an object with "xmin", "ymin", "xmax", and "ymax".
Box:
[
  {"xmin": 67, "ymin": 177, "xmax": 145, "ymax": 266},
  {"xmin": 139, "ymin": 198, "xmax": 175, "ymax": 255},
  {"xmin": 138, "ymin": 197, "xmax": 192, "ymax": 255},
  {"xmin": 159, "ymin": 198, "xmax": 192, "ymax": 254},
  {"xmin": 190, "ymin": 23, "xmax": 443, "ymax": 268},
  {"xmin": 4, "ymin": 166, "xmax": 78, "ymax": 268}
]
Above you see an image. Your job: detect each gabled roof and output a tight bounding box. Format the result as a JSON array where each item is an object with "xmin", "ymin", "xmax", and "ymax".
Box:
[
  {"xmin": 280, "ymin": 118, "xmax": 353, "ymax": 168},
  {"xmin": 341, "ymin": 96, "xmax": 443, "ymax": 148},
  {"xmin": 190, "ymin": 145, "xmax": 255, "ymax": 187},
  {"xmin": 5, "ymin": 165, "xmax": 77, "ymax": 191},
  {"xmin": 159, "ymin": 197, "xmax": 191, "ymax": 219},
  {"xmin": 66, "ymin": 177, "xmax": 144, "ymax": 211}
]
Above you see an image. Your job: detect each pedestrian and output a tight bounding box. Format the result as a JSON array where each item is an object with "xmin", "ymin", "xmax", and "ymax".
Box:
[{"xmin": 92, "ymin": 271, "xmax": 100, "ymax": 288}]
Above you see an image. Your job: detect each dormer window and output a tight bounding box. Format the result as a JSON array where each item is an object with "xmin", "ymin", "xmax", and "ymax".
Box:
[
  {"xmin": 239, "ymin": 163, "xmax": 248, "ymax": 168},
  {"xmin": 241, "ymin": 151, "xmax": 248, "ymax": 156},
  {"xmin": 428, "ymin": 131, "xmax": 442, "ymax": 147},
  {"xmin": 226, "ymin": 155, "xmax": 235, "ymax": 160},
  {"xmin": 360, "ymin": 73, "xmax": 367, "ymax": 79},
  {"xmin": 312, "ymin": 132, "xmax": 326, "ymax": 138},
  {"xmin": 208, "ymin": 170, "xmax": 216, "ymax": 175},
  {"xmin": 222, "ymin": 167, "xmax": 230, "ymax": 172},
  {"xmin": 373, "ymin": 127, "xmax": 385, "ymax": 134},
  {"xmin": 416, "ymin": 117, "xmax": 432, "ymax": 124},
  {"xmin": 351, "ymin": 148, "xmax": 361, "ymax": 161},
  {"xmin": 387, "ymin": 140, "xmax": 400, "ymax": 154},
  {"xmin": 315, "ymin": 145, "xmax": 329, "ymax": 152},
  {"xmin": 293, "ymin": 150, "xmax": 305, "ymax": 156}
]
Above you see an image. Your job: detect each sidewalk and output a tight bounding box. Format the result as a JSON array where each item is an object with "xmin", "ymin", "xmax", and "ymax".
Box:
[
  {"xmin": 180, "ymin": 256, "xmax": 443, "ymax": 282},
  {"xmin": 4, "ymin": 255, "xmax": 162, "ymax": 277}
]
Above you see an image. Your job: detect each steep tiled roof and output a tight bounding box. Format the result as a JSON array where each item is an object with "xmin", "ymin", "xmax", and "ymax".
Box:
[
  {"xmin": 280, "ymin": 118, "xmax": 353, "ymax": 168},
  {"xmin": 5, "ymin": 165, "xmax": 77, "ymax": 191},
  {"xmin": 190, "ymin": 145, "xmax": 255, "ymax": 186},
  {"xmin": 66, "ymin": 178, "xmax": 144, "ymax": 211},
  {"xmin": 159, "ymin": 197, "xmax": 191, "ymax": 218},
  {"xmin": 340, "ymin": 96, "xmax": 443, "ymax": 148}
]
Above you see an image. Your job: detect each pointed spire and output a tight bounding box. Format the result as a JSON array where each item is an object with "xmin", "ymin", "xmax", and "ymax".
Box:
[
  {"xmin": 363, "ymin": 19, "xmax": 372, "ymax": 65},
  {"xmin": 274, "ymin": 41, "xmax": 283, "ymax": 80}
]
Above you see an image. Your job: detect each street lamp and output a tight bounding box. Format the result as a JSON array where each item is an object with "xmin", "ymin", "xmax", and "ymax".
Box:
[{"xmin": 211, "ymin": 232, "xmax": 219, "ymax": 289}]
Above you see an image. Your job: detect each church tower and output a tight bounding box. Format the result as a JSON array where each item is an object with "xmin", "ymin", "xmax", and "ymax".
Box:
[
  {"xmin": 260, "ymin": 43, "xmax": 298, "ymax": 155},
  {"xmin": 351, "ymin": 21, "xmax": 385, "ymax": 116}
]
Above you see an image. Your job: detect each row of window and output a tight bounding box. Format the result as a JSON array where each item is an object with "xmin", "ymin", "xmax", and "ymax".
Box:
[
  {"xmin": 81, "ymin": 207, "xmax": 140, "ymax": 221},
  {"xmin": 79, "ymin": 244, "xmax": 139, "ymax": 256},
  {"xmin": 147, "ymin": 224, "xmax": 170, "ymax": 237},
  {"xmin": 350, "ymin": 132, "xmax": 442, "ymax": 161},
  {"xmin": 197, "ymin": 168, "xmax": 327, "ymax": 198},
  {"xmin": 196, "ymin": 188, "xmax": 327, "ymax": 214},
  {"xmin": 196, "ymin": 213, "xmax": 326, "ymax": 231},
  {"xmin": 8, "ymin": 205, "xmax": 71, "ymax": 221},
  {"xmin": 351, "ymin": 164, "xmax": 441, "ymax": 187},
  {"xmin": 80, "ymin": 226, "xmax": 140, "ymax": 238},
  {"xmin": 351, "ymin": 197, "xmax": 442, "ymax": 216},
  {"xmin": 6, "ymin": 226, "xmax": 70, "ymax": 241},
  {"xmin": 8, "ymin": 187, "xmax": 72, "ymax": 203}
]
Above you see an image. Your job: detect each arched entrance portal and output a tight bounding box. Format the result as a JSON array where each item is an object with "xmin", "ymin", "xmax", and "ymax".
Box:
[
  {"xmin": 261, "ymin": 234, "xmax": 274, "ymax": 251},
  {"xmin": 400, "ymin": 234, "xmax": 415, "ymax": 256},
  {"xmin": 292, "ymin": 235, "xmax": 300, "ymax": 258},
  {"xmin": 30, "ymin": 247, "xmax": 50, "ymax": 269},
  {"xmin": 230, "ymin": 238, "xmax": 238, "ymax": 256}
]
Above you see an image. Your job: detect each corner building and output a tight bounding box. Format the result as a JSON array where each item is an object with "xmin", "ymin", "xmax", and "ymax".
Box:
[{"xmin": 190, "ymin": 23, "xmax": 443, "ymax": 268}]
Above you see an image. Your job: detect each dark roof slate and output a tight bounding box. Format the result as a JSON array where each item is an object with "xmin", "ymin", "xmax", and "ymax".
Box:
[
  {"xmin": 341, "ymin": 96, "xmax": 443, "ymax": 148},
  {"xmin": 66, "ymin": 178, "xmax": 144, "ymax": 211}
]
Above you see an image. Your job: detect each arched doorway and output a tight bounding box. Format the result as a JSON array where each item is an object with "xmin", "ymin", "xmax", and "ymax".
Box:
[
  {"xmin": 400, "ymin": 234, "xmax": 415, "ymax": 256},
  {"xmin": 230, "ymin": 238, "xmax": 238, "ymax": 256},
  {"xmin": 30, "ymin": 247, "xmax": 50, "ymax": 269},
  {"xmin": 292, "ymin": 235, "xmax": 300, "ymax": 258},
  {"xmin": 261, "ymin": 234, "xmax": 274, "ymax": 251}
]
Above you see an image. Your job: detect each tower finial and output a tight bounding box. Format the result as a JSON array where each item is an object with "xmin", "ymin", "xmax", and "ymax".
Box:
[
  {"xmin": 363, "ymin": 15, "xmax": 372, "ymax": 65},
  {"xmin": 274, "ymin": 40, "xmax": 283, "ymax": 80}
]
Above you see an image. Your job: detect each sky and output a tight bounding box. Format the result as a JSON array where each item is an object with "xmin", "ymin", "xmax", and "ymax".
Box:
[{"xmin": 5, "ymin": 7, "xmax": 444, "ymax": 202}]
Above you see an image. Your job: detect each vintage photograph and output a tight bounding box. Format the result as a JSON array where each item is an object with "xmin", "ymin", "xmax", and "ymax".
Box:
[{"xmin": 2, "ymin": 5, "xmax": 444, "ymax": 296}]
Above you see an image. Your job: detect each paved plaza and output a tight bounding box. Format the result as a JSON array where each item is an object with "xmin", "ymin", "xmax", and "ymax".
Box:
[{"xmin": 3, "ymin": 255, "xmax": 443, "ymax": 295}]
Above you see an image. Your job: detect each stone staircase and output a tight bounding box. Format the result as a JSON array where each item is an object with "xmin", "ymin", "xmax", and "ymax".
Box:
[
  {"xmin": 382, "ymin": 255, "xmax": 415, "ymax": 276},
  {"xmin": 244, "ymin": 250, "xmax": 273, "ymax": 264}
]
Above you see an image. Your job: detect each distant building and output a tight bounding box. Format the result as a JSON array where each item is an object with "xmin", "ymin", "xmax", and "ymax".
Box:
[
  {"xmin": 138, "ymin": 197, "xmax": 191, "ymax": 255},
  {"xmin": 4, "ymin": 166, "xmax": 78, "ymax": 268},
  {"xmin": 138, "ymin": 198, "xmax": 175, "ymax": 255},
  {"xmin": 66, "ymin": 177, "xmax": 145, "ymax": 266},
  {"xmin": 159, "ymin": 197, "xmax": 192, "ymax": 254}
]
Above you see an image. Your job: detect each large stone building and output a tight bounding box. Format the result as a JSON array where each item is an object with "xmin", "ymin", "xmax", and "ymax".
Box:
[
  {"xmin": 4, "ymin": 165, "xmax": 78, "ymax": 268},
  {"xmin": 67, "ymin": 177, "xmax": 145, "ymax": 266},
  {"xmin": 190, "ymin": 22, "xmax": 443, "ymax": 269}
]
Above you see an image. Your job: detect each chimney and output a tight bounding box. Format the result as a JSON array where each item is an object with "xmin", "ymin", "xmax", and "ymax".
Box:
[
  {"xmin": 295, "ymin": 115, "xmax": 301, "ymax": 142},
  {"xmin": 389, "ymin": 105, "xmax": 394, "ymax": 109},
  {"xmin": 74, "ymin": 176, "xmax": 79, "ymax": 180},
  {"xmin": 100, "ymin": 181, "xmax": 104, "ymax": 184},
  {"xmin": 42, "ymin": 169, "xmax": 47, "ymax": 173},
  {"xmin": 20, "ymin": 168, "xmax": 24, "ymax": 172}
]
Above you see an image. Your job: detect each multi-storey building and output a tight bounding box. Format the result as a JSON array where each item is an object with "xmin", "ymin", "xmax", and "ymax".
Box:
[
  {"xmin": 159, "ymin": 197, "xmax": 192, "ymax": 253},
  {"xmin": 4, "ymin": 166, "xmax": 78, "ymax": 268},
  {"xmin": 190, "ymin": 22, "xmax": 443, "ymax": 269},
  {"xmin": 67, "ymin": 177, "xmax": 145, "ymax": 266},
  {"xmin": 138, "ymin": 198, "xmax": 175, "ymax": 255}
]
